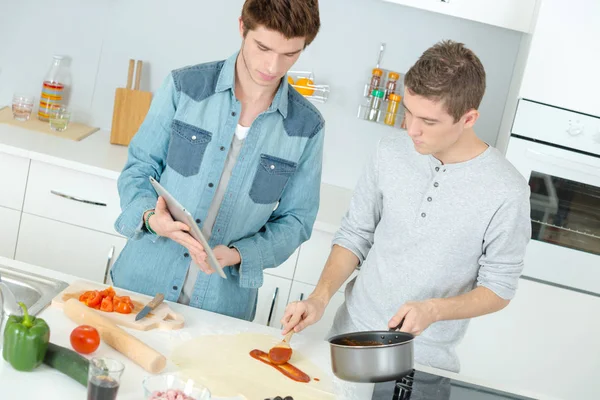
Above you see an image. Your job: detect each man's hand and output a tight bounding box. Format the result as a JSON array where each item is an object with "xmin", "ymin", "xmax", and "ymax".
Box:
[
  {"xmin": 280, "ymin": 295, "xmax": 328, "ymax": 334},
  {"xmin": 145, "ymin": 196, "xmax": 209, "ymax": 271},
  {"xmin": 388, "ymin": 300, "xmax": 440, "ymax": 336},
  {"xmin": 212, "ymin": 245, "xmax": 241, "ymax": 268}
]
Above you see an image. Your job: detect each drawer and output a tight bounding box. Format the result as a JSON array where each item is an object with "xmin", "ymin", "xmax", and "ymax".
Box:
[
  {"xmin": 264, "ymin": 249, "xmax": 299, "ymax": 280},
  {"xmin": 15, "ymin": 213, "xmax": 127, "ymax": 283},
  {"xmin": 23, "ymin": 160, "xmax": 122, "ymax": 235},
  {"xmin": 0, "ymin": 152, "xmax": 29, "ymax": 210}
]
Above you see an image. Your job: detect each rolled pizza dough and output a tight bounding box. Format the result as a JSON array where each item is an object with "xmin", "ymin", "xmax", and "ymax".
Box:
[{"xmin": 171, "ymin": 333, "xmax": 335, "ymax": 400}]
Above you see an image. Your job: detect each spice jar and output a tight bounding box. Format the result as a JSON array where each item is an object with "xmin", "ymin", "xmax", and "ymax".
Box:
[
  {"xmin": 366, "ymin": 89, "xmax": 385, "ymax": 122},
  {"xmin": 385, "ymin": 72, "xmax": 400, "ymax": 101},
  {"xmin": 384, "ymin": 93, "xmax": 402, "ymax": 126},
  {"xmin": 368, "ymin": 68, "xmax": 383, "ymax": 97}
]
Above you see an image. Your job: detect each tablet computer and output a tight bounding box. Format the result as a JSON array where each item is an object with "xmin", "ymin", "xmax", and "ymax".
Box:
[{"xmin": 149, "ymin": 176, "xmax": 227, "ymax": 279}]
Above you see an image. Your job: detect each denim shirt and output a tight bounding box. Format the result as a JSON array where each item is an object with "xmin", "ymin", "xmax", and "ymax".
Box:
[{"xmin": 110, "ymin": 51, "xmax": 325, "ymax": 321}]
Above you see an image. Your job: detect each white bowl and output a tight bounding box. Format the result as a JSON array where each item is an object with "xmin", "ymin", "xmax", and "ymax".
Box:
[{"xmin": 142, "ymin": 373, "xmax": 211, "ymax": 400}]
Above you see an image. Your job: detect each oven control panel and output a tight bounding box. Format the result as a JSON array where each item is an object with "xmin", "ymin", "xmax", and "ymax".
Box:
[{"xmin": 512, "ymin": 99, "xmax": 600, "ymax": 156}]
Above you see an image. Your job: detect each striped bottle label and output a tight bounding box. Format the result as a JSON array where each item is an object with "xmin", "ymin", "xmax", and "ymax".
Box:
[{"xmin": 38, "ymin": 80, "xmax": 65, "ymax": 121}]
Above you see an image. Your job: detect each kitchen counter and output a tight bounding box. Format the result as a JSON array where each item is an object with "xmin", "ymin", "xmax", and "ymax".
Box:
[
  {"xmin": 0, "ymin": 122, "xmax": 353, "ymax": 233},
  {"xmin": 0, "ymin": 256, "xmax": 556, "ymax": 400}
]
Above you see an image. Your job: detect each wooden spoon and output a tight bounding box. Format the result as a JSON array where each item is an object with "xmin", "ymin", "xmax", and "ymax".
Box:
[{"xmin": 268, "ymin": 331, "xmax": 294, "ymax": 365}]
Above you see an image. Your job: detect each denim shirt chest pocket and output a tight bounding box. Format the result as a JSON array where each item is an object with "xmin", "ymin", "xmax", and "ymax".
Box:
[
  {"xmin": 167, "ymin": 119, "xmax": 212, "ymax": 177},
  {"xmin": 249, "ymin": 154, "xmax": 297, "ymax": 204}
]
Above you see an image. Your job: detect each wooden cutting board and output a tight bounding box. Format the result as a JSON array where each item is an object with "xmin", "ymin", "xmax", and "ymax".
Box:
[
  {"xmin": 51, "ymin": 280, "xmax": 184, "ymax": 331},
  {"xmin": 109, "ymin": 59, "xmax": 152, "ymax": 146}
]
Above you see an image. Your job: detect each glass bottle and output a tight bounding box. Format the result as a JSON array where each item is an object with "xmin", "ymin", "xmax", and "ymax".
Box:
[
  {"xmin": 38, "ymin": 55, "xmax": 71, "ymax": 121},
  {"xmin": 385, "ymin": 71, "xmax": 400, "ymax": 101},
  {"xmin": 385, "ymin": 93, "xmax": 402, "ymax": 126},
  {"xmin": 366, "ymin": 89, "xmax": 385, "ymax": 122},
  {"xmin": 368, "ymin": 68, "xmax": 383, "ymax": 97}
]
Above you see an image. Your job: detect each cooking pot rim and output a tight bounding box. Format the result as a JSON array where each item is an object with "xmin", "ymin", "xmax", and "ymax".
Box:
[{"xmin": 328, "ymin": 330, "xmax": 415, "ymax": 349}]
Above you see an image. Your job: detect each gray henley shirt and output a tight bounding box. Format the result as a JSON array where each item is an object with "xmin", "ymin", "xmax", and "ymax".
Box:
[{"xmin": 329, "ymin": 133, "xmax": 532, "ymax": 372}]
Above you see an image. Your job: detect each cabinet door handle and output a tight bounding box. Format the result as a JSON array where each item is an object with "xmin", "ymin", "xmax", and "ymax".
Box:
[
  {"xmin": 267, "ymin": 287, "xmax": 279, "ymax": 326},
  {"xmin": 50, "ymin": 190, "xmax": 107, "ymax": 207},
  {"xmin": 103, "ymin": 246, "xmax": 115, "ymax": 284},
  {"xmin": 299, "ymin": 293, "xmax": 304, "ymax": 301}
]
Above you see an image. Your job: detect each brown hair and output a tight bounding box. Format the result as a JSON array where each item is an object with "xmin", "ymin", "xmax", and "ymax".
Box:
[
  {"xmin": 241, "ymin": 0, "xmax": 321, "ymax": 47},
  {"xmin": 404, "ymin": 40, "xmax": 486, "ymax": 122}
]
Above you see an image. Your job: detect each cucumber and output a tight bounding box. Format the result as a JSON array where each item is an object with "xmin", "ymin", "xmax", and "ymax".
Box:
[{"xmin": 43, "ymin": 342, "xmax": 90, "ymax": 387}]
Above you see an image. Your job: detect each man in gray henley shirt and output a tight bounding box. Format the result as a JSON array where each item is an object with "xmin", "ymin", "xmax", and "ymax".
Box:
[{"xmin": 281, "ymin": 40, "xmax": 532, "ymax": 372}]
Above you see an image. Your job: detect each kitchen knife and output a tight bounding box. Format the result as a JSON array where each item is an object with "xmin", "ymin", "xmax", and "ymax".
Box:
[{"xmin": 135, "ymin": 293, "xmax": 164, "ymax": 321}]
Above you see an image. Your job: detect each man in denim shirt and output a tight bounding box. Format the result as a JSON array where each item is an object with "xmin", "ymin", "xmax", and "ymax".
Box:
[{"xmin": 111, "ymin": 0, "xmax": 324, "ymax": 321}]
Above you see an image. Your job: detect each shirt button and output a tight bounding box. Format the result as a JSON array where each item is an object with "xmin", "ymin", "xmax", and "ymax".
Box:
[
  {"xmin": 435, "ymin": 167, "xmax": 440, "ymax": 171},
  {"xmin": 195, "ymin": 218, "xmax": 201, "ymax": 224},
  {"xmin": 421, "ymin": 213, "xmax": 426, "ymax": 218},
  {"xmin": 427, "ymin": 197, "xmax": 432, "ymax": 202},
  {"xmin": 220, "ymin": 146, "xmax": 226, "ymax": 151},
  {"xmin": 173, "ymin": 285, "xmax": 178, "ymax": 290},
  {"xmin": 184, "ymin": 253, "xmax": 189, "ymax": 258},
  {"xmin": 434, "ymin": 182, "xmax": 439, "ymax": 188},
  {"xmin": 191, "ymin": 135, "xmax": 197, "ymax": 140},
  {"xmin": 231, "ymin": 111, "xmax": 237, "ymax": 116},
  {"xmin": 208, "ymin": 182, "xmax": 214, "ymax": 188}
]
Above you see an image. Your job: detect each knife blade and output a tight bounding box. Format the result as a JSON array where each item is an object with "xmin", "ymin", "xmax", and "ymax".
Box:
[{"xmin": 135, "ymin": 293, "xmax": 164, "ymax": 321}]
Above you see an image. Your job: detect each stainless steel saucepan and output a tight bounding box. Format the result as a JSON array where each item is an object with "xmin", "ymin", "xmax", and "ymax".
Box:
[{"xmin": 328, "ymin": 323, "xmax": 414, "ymax": 383}]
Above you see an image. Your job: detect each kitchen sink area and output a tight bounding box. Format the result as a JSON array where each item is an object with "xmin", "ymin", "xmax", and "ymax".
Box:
[{"xmin": 0, "ymin": 264, "xmax": 68, "ymax": 317}]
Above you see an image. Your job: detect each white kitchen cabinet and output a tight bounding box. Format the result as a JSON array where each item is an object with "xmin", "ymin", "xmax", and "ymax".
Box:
[
  {"xmin": 519, "ymin": 0, "xmax": 600, "ymax": 118},
  {"xmin": 383, "ymin": 0, "xmax": 537, "ymax": 32},
  {"xmin": 293, "ymin": 229, "xmax": 334, "ymax": 286},
  {"xmin": 0, "ymin": 206, "xmax": 20, "ymax": 259},
  {"xmin": 15, "ymin": 213, "xmax": 127, "ymax": 283},
  {"xmin": 253, "ymin": 274, "xmax": 292, "ymax": 328},
  {"xmin": 455, "ymin": 279, "xmax": 600, "ymax": 400},
  {"xmin": 294, "ymin": 228, "xmax": 358, "ymax": 290},
  {"xmin": 0, "ymin": 152, "xmax": 29, "ymax": 211},
  {"xmin": 23, "ymin": 160, "xmax": 122, "ymax": 236},
  {"xmin": 264, "ymin": 249, "xmax": 299, "ymax": 280},
  {"xmin": 287, "ymin": 281, "xmax": 347, "ymax": 341}
]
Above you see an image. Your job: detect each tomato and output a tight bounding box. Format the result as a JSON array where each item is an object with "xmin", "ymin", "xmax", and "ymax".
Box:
[
  {"xmin": 100, "ymin": 296, "xmax": 113, "ymax": 312},
  {"xmin": 70, "ymin": 325, "xmax": 100, "ymax": 354},
  {"xmin": 85, "ymin": 291, "xmax": 103, "ymax": 307},
  {"xmin": 115, "ymin": 301, "xmax": 132, "ymax": 314}
]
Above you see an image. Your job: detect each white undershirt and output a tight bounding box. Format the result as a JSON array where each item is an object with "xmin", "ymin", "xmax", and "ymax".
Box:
[{"xmin": 235, "ymin": 124, "xmax": 251, "ymax": 140}]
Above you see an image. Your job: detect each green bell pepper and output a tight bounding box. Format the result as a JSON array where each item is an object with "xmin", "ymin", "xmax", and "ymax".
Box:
[{"xmin": 2, "ymin": 302, "xmax": 50, "ymax": 371}]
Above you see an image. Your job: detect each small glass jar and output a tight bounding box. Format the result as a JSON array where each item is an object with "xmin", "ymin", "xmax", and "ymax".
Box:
[
  {"xmin": 366, "ymin": 89, "xmax": 385, "ymax": 122},
  {"xmin": 385, "ymin": 72, "xmax": 400, "ymax": 101},
  {"xmin": 368, "ymin": 68, "xmax": 383, "ymax": 97},
  {"xmin": 385, "ymin": 93, "xmax": 402, "ymax": 126}
]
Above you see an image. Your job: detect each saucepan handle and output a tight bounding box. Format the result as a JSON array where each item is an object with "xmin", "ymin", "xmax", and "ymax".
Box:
[{"xmin": 389, "ymin": 317, "xmax": 405, "ymax": 332}]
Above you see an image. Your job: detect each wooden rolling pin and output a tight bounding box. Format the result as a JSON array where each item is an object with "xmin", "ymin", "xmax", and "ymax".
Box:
[{"xmin": 63, "ymin": 298, "xmax": 166, "ymax": 374}]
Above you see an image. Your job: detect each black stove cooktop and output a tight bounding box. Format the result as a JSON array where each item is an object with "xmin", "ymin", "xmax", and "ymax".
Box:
[{"xmin": 371, "ymin": 370, "xmax": 537, "ymax": 400}]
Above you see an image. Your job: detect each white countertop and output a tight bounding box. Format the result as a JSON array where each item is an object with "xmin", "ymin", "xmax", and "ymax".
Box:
[
  {"xmin": 0, "ymin": 121, "xmax": 129, "ymax": 180},
  {"xmin": 0, "ymin": 257, "xmax": 557, "ymax": 400}
]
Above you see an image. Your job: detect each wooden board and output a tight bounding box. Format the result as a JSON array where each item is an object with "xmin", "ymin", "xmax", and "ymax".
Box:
[
  {"xmin": 109, "ymin": 87, "xmax": 152, "ymax": 146},
  {"xmin": 0, "ymin": 106, "xmax": 99, "ymax": 141},
  {"xmin": 51, "ymin": 280, "xmax": 184, "ymax": 331}
]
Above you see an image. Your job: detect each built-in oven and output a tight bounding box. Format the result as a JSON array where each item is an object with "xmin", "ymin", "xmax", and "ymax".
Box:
[{"xmin": 506, "ymin": 99, "xmax": 600, "ymax": 296}]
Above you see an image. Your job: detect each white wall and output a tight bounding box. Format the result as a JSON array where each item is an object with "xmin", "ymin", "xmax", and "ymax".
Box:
[{"xmin": 0, "ymin": 0, "xmax": 523, "ymax": 190}]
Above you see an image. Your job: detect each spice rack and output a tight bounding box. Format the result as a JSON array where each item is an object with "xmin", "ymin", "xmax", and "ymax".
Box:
[
  {"xmin": 288, "ymin": 70, "xmax": 330, "ymax": 104},
  {"xmin": 356, "ymin": 43, "xmax": 406, "ymax": 130}
]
